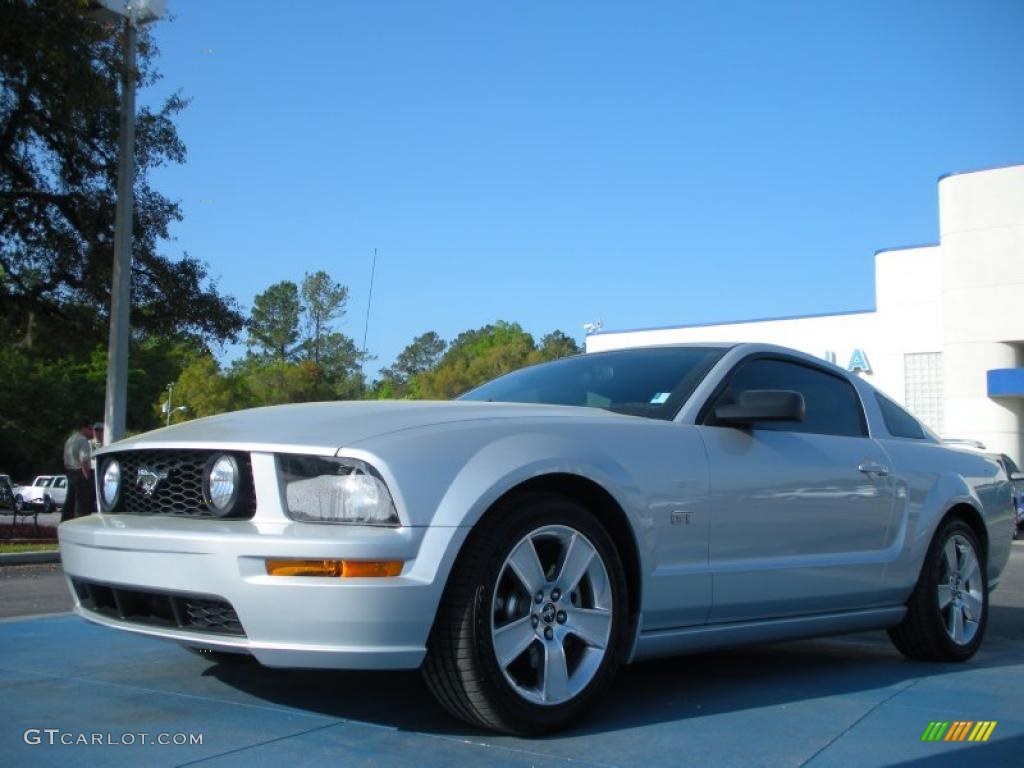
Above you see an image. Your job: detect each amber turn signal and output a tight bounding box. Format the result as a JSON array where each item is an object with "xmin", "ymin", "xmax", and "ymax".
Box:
[
  {"xmin": 341, "ymin": 560, "xmax": 403, "ymax": 578},
  {"xmin": 265, "ymin": 559, "xmax": 403, "ymax": 578}
]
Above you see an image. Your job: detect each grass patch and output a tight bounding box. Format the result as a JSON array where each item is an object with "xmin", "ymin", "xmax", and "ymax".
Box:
[{"xmin": 0, "ymin": 542, "xmax": 59, "ymax": 554}]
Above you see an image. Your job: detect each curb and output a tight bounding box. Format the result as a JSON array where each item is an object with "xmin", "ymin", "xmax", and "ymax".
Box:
[{"xmin": 0, "ymin": 550, "xmax": 61, "ymax": 566}]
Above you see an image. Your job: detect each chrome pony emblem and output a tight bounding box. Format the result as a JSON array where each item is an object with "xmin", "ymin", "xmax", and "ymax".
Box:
[{"xmin": 136, "ymin": 466, "xmax": 169, "ymax": 497}]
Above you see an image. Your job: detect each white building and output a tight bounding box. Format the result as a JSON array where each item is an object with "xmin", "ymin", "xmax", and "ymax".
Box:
[{"xmin": 586, "ymin": 163, "xmax": 1024, "ymax": 463}]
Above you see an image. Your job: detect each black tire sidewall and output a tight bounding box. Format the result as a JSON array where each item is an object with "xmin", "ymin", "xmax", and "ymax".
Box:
[
  {"xmin": 921, "ymin": 519, "xmax": 988, "ymax": 660},
  {"xmin": 467, "ymin": 494, "xmax": 629, "ymax": 733}
]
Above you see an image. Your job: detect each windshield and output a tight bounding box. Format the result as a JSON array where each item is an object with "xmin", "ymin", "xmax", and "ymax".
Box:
[{"xmin": 460, "ymin": 347, "xmax": 726, "ymax": 420}]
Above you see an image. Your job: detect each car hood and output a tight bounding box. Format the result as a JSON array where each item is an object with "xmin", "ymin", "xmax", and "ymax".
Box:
[{"xmin": 96, "ymin": 400, "xmax": 625, "ymax": 456}]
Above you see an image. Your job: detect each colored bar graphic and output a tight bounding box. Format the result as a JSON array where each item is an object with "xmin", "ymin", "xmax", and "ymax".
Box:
[
  {"xmin": 923, "ymin": 721, "xmax": 996, "ymax": 742},
  {"xmin": 944, "ymin": 721, "xmax": 972, "ymax": 741},
  {"xmin": 969, "ymin": 722, "xmax": 997, "ymax": 742}
]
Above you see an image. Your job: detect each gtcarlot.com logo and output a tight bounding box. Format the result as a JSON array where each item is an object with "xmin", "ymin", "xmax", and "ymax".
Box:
[
  {"xmin": 921, "ymin": 721, "xmax": 997, "ymax": 742},
  {"xmin": 23, "ymin": 729, "xmax": 203, "ymax": 747}
]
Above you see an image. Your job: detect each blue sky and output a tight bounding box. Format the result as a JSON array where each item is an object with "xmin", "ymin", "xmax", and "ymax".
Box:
[{"xmin": 143, "ymin": 1, "xmax": 1024, "ymax": 377}]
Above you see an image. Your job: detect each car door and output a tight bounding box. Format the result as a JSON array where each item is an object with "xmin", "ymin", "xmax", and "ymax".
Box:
[
  {"xmin": 696, "ymin": 356, "xmax": 896, "ymax": 623},
  {"xmin": 50, "ymin": 476, "xmax": 68, "ymax": 505}
]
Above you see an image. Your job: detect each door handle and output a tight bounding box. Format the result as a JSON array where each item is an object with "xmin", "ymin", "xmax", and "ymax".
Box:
[{"xmin": 858, "ymin": 462, "xmax": 890, "ymax": 477}]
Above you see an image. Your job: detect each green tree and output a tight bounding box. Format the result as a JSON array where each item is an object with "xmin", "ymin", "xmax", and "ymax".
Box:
[
  {"xmin": 317, "ymin": 332, "xmax": 367, "ymax": 399},
  {"xmin": 539, "ymin": 330, "xmax": 582, "ymax": 360},
  {"xmin": 168, "ymin": 355, "xmax": 240, "ymax": 421},
  {"xmin": 300, "ymin": 270, "xmax": 348, "ymax": 367},
  {"xmin": 414, "ymin": 322, "xmax": 540, "ymax": 399},
  {"xmin": 248, "ymin": 281, "xmax": 302, "ymax": 359},
  {"xmin": 377, "ymin": 331, "xmax": 446, "ymax": 397},
  {"xmin": 0, "ymin": 0, "xmax": 243, "ymax": 352},
  {"xmin": 0, "ymin": 334, "xmax": 209, "ymax": 478},
  {"xmin": 233, "ymin": 357, "xmax": 330, "ymax": 406},
  {"xmin": 242, "ymin": 272, "xmax": 366, "ymax": 404}
]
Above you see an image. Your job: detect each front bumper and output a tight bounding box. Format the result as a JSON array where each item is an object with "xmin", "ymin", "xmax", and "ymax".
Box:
[{"xmin": 58, "ymin": 513, "xmax": 466, "ymax": 670}]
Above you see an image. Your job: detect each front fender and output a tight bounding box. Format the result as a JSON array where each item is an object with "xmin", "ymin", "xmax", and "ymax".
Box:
[{"xmin": 431, "ymin": 431, "xmax": 642, "ymax": 530}]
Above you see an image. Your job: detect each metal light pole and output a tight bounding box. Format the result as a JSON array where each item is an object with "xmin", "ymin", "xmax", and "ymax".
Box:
[
  {"xmin": 103, "ymin": 16, "xmax": 136, "ymax": 445},
  {"xmin": 89, "ymin": 1, "xmax": 166, "ymax": 445},
  {"xmin": 165, "ymin": 382, "xmax": 174, "ymax": 427}
]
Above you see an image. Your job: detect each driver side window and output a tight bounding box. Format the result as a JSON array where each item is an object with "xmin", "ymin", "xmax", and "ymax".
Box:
[{"xmin": 707, "ymin": 357, "xmax": 867, "ymax": 437}]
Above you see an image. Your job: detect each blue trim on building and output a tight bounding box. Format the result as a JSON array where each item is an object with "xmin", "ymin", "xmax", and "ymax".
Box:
[
  {"xmin": 591, "ymin": 308, "xmax": 876, "ymax": 337},
  {"xmin": 987, "ymin": 368, "xmax": 1024, "ymax": 397}
]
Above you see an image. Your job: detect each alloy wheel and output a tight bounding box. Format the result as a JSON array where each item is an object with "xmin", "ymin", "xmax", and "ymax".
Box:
[
  {"xmin": 937, "ymin": 533, "xmax": 983, "ymax": 646},
  {"xmin": 490, "ymin": 524, "xmax": 613, "ymax": 706}
]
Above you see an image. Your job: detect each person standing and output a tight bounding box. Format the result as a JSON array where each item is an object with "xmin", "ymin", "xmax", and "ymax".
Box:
[{"xmin": 61, "ymin": 423, "xmax": 95, "ymax": 521}]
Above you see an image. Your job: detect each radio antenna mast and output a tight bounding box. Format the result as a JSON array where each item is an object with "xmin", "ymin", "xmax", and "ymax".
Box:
[{"xmin": 362, "ymin": 248, "xmax": 377, "ymax": 354}]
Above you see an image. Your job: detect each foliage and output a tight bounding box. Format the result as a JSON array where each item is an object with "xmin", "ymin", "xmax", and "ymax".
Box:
[
  {"xmin": 300, "ymin": 270, "xmax": 349, "ymax": 366},
  {"xmin": 0, "ymin": 334, "xmax": 198, "ymax": 478},
  {"xmin": 247, "ymin": 281, "xmax": 302, "ymax": 360},
  {"xmin": 0, "ymin": 0, "xmax": 243, "ymax": 352},
  {"xmin": 0, "ymin": 0, "xmax": 242, "ymax": 477},
  {"xmin": 410, "ymin": 322, "xmax": 580, "ymax": 400},
  {"xmin": 376, "ymin": 331, "xmax": 447, "ymax": 397},
  {"xmin": 539, "ymin": 330, "xmax": 582, "ymax": 360},
  {"xmin": 167, "ymin": 355, "xmax": 238, "ymax": 421},
  {"xmin": 0, "ymin": 3, "xmax": 589, "ymax": 483}
]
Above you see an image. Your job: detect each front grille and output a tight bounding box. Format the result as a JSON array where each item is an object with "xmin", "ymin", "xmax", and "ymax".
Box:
[
  {"xmin": 72, "ymin": 578, "xmax": 246, "ymax": 636},
  {"xmin": 99, "ymin": 450, "xmax": 256, "ymax": 519}
]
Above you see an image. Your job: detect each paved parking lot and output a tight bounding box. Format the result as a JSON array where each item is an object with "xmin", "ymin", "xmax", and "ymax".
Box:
[{"xmin": 1, "ymin": 544, "xmax": 1022, "ymax": 767}]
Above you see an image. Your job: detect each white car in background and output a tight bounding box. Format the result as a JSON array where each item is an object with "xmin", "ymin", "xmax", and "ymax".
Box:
[
  {"xmin": 13, "ymin": 475, "xmax": 67, "ymax": 513},
  {"xmin": 0, "ymin": 473, "xmax": 13, "ymax": 509}
]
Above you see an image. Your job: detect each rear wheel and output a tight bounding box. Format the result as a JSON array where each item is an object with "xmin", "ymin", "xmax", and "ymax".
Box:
[
  {"xmin": 423, "ymin": 493, "xmax": 628, "ymax": 735},
  {"xmin": 13, "ymin": 496, "xmax": 23, "ymax": 513},
  {"xmin": 888, "ymin": 518, "xmax": 987, "ymax": 661}
]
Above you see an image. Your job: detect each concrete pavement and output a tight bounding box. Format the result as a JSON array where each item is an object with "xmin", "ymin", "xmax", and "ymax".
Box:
[{"xmin": 0, "ymin": 545, "xmax": 1021, "ymax": 767}]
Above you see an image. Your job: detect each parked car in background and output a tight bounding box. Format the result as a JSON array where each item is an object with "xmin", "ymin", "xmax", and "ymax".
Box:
[
  {"xmin": 45, "ymin": 475, "xmax": 68, "ymax": 510},
  {"xmin": 61, "ymin": 344, "xmax": 1015, "ymax": 734},
  {"xmin": 997, "ymin": 454, "xmax": 1024, "ymax": 537},
  {"xmin": 942, "ymin": 440, "xmax": 1024, "ymax": 538},
  {"xmin": 0, "ymin": 474, "xmax": 13, "ymax": 509},
  {"xmin": 12, "ymin": 475, "xmax": 66, "ymax": 513}
]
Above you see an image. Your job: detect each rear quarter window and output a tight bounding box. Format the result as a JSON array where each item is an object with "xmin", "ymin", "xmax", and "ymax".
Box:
[{"xmin": 875, "ymin": 392, "xmax": 926, "ymax": 439}]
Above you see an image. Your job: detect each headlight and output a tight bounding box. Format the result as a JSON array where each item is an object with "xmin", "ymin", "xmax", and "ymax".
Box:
[
  {"xmin": 203, "ymin": 454, "xmax": 242, "ymax": 516},
  {"xmin": 100, "ymin": 459, "xmax": 121, "ymax": 511},
  {"xmin": 278, "ymin": 455, "xmax": 399, "ymax": 526}
]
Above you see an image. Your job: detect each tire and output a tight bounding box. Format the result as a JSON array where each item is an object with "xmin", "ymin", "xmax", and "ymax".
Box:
[
  {"xmin": 423, "ymin": 493, "xmax": 629, "ymax": 735},
  {"xmin": 13, "ymin": 496, "xmax": 23, "ymax": 513},
  {"xmin": 888, "ymin": 518, "xmax": 988, "ymax": 662}
]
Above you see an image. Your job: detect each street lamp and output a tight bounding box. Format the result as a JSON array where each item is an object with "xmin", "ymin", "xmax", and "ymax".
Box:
[
  {"xmin": 162, "ymin": 382, "xmax": 188, "ymax": 426},
  {"xmin": 88, "ymin": 1, "xmax": 166, "ymax": 445}
]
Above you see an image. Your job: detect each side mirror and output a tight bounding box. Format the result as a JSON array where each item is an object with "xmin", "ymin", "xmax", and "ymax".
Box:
[
  {"xmin": 1010, "ymin": 471, "xmax": 1024, "ymax": 482},
  {"xmin": 714, "ymin": 389, "xmax": 805, "ymax": 427}
]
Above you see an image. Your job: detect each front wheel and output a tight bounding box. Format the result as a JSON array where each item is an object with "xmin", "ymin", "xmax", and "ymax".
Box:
[
  {"xmin": 888, "ymin": 518, "xmax": 988, "ymax": 661},
  {"xmin": 423, "ymin": 494, "xmax": 628, "ymax": 735}
]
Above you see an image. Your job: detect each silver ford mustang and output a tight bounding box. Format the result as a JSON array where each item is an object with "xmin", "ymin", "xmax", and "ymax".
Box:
[{"xmin": 59, "ymin": 343, "xmax": 1014, "ymax": 734}]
